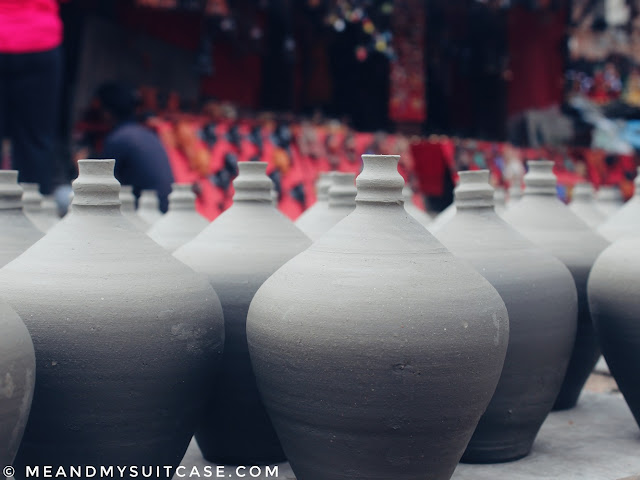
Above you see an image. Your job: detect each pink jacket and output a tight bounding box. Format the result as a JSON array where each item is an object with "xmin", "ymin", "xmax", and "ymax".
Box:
[{"xmin": 0, "ymin": 0, "xmax": 62, "ymax": 53}]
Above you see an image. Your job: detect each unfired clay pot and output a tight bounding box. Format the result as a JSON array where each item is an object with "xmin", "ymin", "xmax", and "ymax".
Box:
[
  {"xmin": 137, "ymin": 189, "xmax": 163, "ymax": 225},
  {"xmin": 570, "ymin": 183, "xmax": 607, "ymax": 229},
  {"xmin": 247, "ymin": 155, "xmax": 509, "ymax": 480},
  {"xmin": 120, "ymin": 185, "xmax": 150, "ymax": 231},
  {"xmin": 598, "ymin": 168, "xmax": 640, "ymax": 242},
  {"xmin": 295, "ymin": 172, "xmax": 332, "ymax": 232},
  {"xmin": 21, "ymin": 183, "xmax": 58, "ymax": 232},
  {"xmin": 0, "ymin": 160, "xmax": 224, "ymax": 477},
  {"xmin": 403, "ymin": 185, "xmax": 431, "ymax": 227},
  {"xmin": 503, "ymin": 160, "xmax": 609, "ymax": 410},
  {"xmin": 596, "ymin": 185, "xmax": 624, "ymax": 217},
  {"xmin": 0, "ymin": 172, "xmax": 43, "ymax": 268},
  {"xmin": 174, "ymin": 162, "xmax": 311, "ymax": 465},
  {"xmin": 296, "ymin": 172, "xmax": 355, "ymax": 241},
  {"xmin": 589, "ymin": 231, "xmax": 640, "ymax": 429},
  {"xmin": 0, "ymin": 300, "xmax": 35, "ymax": 468},
  {"xmin": 436, "ymin": 170, "xmax": 577, "ymax": 463},
  {"xmin": 148, "ymin": 184, "xmax": 209, "ymax": 252}
]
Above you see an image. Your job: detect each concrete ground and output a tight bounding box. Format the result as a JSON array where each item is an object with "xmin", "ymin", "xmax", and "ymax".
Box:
[{"xmin": 179, "ymin": 373, "xmax": 639, "ymax": 480}]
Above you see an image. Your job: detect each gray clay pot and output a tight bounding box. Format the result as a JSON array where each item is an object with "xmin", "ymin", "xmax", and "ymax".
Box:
[
  {"xmin": 0, "ymin": 172, "xmax": 43, "ymax": 268},
  {"xmin": 137, "ymin": 190, "xmax": 163, "ymax": 225},
  {"xmin": 570, "ymin": 183, "xmax": 608, "ymax": 230},
  {"xmin": 20, "ymin": 183, "xmax": 58, "ymax": 232},
  {"xmin": 174, "ymin": 162, "xmax": 311, "ymax": 465},
  {"xmin": 403, "ymin": 185, "xmax": 431, "ymax": 227},
  {"xmin": 148, "ymin": 184, "xmax": 209, "ymax": 252},
  {"xmin": 0, "ymin": 300, "xmax": 35, "ymax": 468},
  {"xmin": 596, "ymin": 185, "xmax": 624, "ymax": 217},
  {"xmin": 120, "ymin": 185, "xmax": 150, "ymax": 231},
  {"xmin": 598, "ymin": 168, "xmax": 640, "ymax": 242},
  {"xmin": 436, "ymin": 170, "xmax": 577, "ymax": 463},
  {"xmin": 427, "ymin": 202, "xmax": 456, "ymax": 233},
  {"xmin": 507, "ymin": 183, "xmax": 523, "ymax": 208},
  {"xmin": 588, "ymin": 231, "xmax": 640, "ymax": 429},
  {"xmin": 296, "ymin": 172, "xmax": 356, "ymax": 241},
  {"xmin": 295, "ymin": 172, "xmax": 332, "ymax": 232},
  {"xmin": 0, "ymin": 160, "xmax": 224, "ymax": 477},
  {"xmin": 503, "ymin": 160, "xmax": 609, "ymax": 410},
  {"xmin": 494, "ymin": 186, "xmax": 507, "ymax": 216},
  {"xmin": 42, "ymin": 195, "xmax": 60, "ymax": 221},
  {"xmin": 246, "ymin": 155, "xmax": 509, "ymax": 480}
]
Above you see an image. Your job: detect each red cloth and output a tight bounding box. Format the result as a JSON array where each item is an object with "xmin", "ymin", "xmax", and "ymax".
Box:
[
  {"xmin": 0, "ymin": 0, "xmax": 62, "ymax": 53},
  {"xmin": 411, "ymin": 141, "xmax": 453, "ymax": 196}
]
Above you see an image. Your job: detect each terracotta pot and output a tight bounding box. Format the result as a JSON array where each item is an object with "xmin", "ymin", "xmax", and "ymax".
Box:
[
  {"xmin": 589, "ymin": 231, "xmax": 640, "ymax": 429},
  {"xmin": 296, "ymin": 172, "xmax": 356, "ymax": 241},
  {"xmin": 596, "ymin": 185, "xmax": 624, "ymax": 217},
  {"xmin": 598, "ymin": 168, "xmax": 640, "ymax": 242},
  {"xmin": 20, "ymin": 183, "xmax": 57, "ymax": 232},
  {"xmin": 0, "ymin": 160, "xmax": 224, "ymax": 476},
  {"xmin": 247, "ymin": 155, "xmax": 508, "ymax": 480},
  {"xmin": 120, "ymin": 185, "xmax": 150, "ymax": 231},
  {"xmin": 137, "ymin": 190, "xmax": 163, "ymax": 225},
  {"xmin": 503, "ymin": 160, "xmax": 609, "ymax": 410},
  {"xmin": 295, "ymin": 172, "xmax": 332, "ymax": 233},
  {"xmin": 0, "ymin": 172, "xmax": 43, "ymax": 268},
  {"xmin": 0, "ymin": 300, "xmax": 35, "ymax": 468},
  {"xmin": 403, "ymin": 185, "xmax": 431, "ymax": 227},
  {"xmin": 148, "ymin": 184, "xmax": 209, "ymax": 252},
  {"xmin": 174, "ymin": 162, "xmax": 311, "ymax": 465},
  {"xmin": 436, "ymin": 170, "xmax": 577, "ymax": 463},
  {"xmin": 570, "ymin": 183, "xmax": 607, "ymax": 229}
]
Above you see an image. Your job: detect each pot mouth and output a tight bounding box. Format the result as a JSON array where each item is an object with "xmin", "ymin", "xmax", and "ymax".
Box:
[
  {"xmin": 233, "ymin": 161, "xmax": 273, "ymax": 203},
  {"xmin": 329, "ymin": 172, "xmax": 357, "ymax": 208},
  {"xmin": 454, "ymin": 170, "xmax": 495, "ymax": 209},
  {"xmin": 523, "ymin": 160, "xmax": 557, "ymax": 196},
  {"xmin": 72, "ymin": 159, "xmax": 121, "ymax": 208},
  {"xmin": 169, "ymin": 183, "xmax": 198, "ymax": 212},
  {"xmin": 356, "ymin": 155, "xmax": 403, "ymax": 205}
]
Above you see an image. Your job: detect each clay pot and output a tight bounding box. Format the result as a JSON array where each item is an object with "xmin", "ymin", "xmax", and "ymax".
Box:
[
  {"xmin": 174, "ymin": 162, "xmax": 311, "ymax": 465},
  {"xmin": 296, "ymin": 172, "xmax": 356, "ymax": 241},
  {"xmin": 403, "ymin": 185, "xmax": 431, "ymax": 227},
  {"xmin": 427, "ymin": 203, "xmax": 456, "ymax": 233},
  {"xmin": 503, "ymin": 160, "xmax": 609, "ymax": 410},
  {"xmin": 21, "ymin": 183, "xmax": 58, "ymax": 232},
  {"xmin": 246, "ymin": 155, "xmax": 508, "ymax": 480},
  {"xmin": 0, "ymin": 300, "xmax": 35, "ymax": 468},
  {"xmin": 507, "ymin": 184, "xmax": 523, "ymax": 208},
  {"xmin": 137, "ymin": 190, "xmax": 163, "ymax": 225},
  {"xmin": 42, "ymin": 195, "xmax": 60, "ymax": 221},
  {"xmin": 0, "ymin": 160, "xmax": 224, "ymax": 476},
  {"xmin": 295, "ymin": 172, "xmax": 332, "ymax": 232},
  {"xmin": 494, "ymin": 186, "xmax": 507, "ymax": 216},
  {"xmin": 570, "ymin": 183, "xmax": 607, "ymax": 229},
  {"xmin": 596, "ymin": 185, "xmax": 624, "ymax": 217},
  {"xmin": 120, "ymin": 185, "xmax": 150, "ymax": 231},
  {"xmin": 436, "ymin": 170, "xmax": 577, "ymax": 463},
  {"xmin": 148, "ymin": 184, "xmax": 209, "ymax": 252},
  {"xmin": 598, "ymin": 168, "xmax": 640, "ymax": 242},
  {"xmin": 0, "ymin": 172, "xmax": 43, "ymax": 268},
  {"xmin": 589, "ymin": 231, "xmax": 640, "ymax": 429}
]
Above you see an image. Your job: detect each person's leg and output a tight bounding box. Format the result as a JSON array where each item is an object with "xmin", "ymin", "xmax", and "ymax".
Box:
[
  {"xmin": 8, "ymin": 47, "xmax": 62, "ymax": 194},
  {"xmin": 0, "ymin": 54, "xmax": 7, "ymax": 169}
]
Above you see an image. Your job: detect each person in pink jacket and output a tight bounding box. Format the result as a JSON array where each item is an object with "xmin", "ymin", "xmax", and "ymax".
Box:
[{"xmin": 0, "ymin": 0, "xmax": 63, "ymax": 194}]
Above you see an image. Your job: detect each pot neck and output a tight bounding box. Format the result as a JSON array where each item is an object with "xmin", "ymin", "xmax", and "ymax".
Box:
[
  {"xmin": 453, "ymin": 170, "xmax": 496, "ymax": 211},
  {"xmin": 329, "ymin": 172, "xmax": 357, "ymax": 208},
  {"xmin": 523, "ymin": 160, "xmax": 557, "ymax": 197},
  {"xmin": 139, "ymin": 190, "xmax": 159, "ymax": 210},
  {"xmin": 355, "ymin": 155, "xmax": 404, "ymax": 208},
  {"xmin": 20, "ymin": 182, "xmax": 43, "ymax": 211},
  {"xmin": 316, "ymin": 172, "xmax": 332, "ymax": 203},
  {"xmin": 70, "ymin": 159, "xmax": 122, "ymax": 213},
  {"xmin": 233, "ymin": 161, "xmax": 274, "ymax": 204},
  {"xmin": 0, "ymin": 171, "xmax": 25, "ymax": 210},
  {"xmin": 119, "ymin": 185, "xmax": 136, "ymax": 213},
  {"xmin": 572, "ymin": 182, "xmax": 596, "ymax": 202},
  {"xmin": 169, "ymin": 184, "xmax": 198, "ymax": 212}
]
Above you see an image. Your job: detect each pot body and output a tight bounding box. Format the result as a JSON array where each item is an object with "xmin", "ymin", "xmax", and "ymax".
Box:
[
  {"xmin": 0, "ymin": 210, "xmax": 44, "ymax": 268},
  {"xmin": 504, "ymin": 195, "xmax": 609, "ymax": 410},
  {"xmin": 175, "ymin": 201, "xmax": 311, "ymax": 464},
  {"xmin": 0, "ymin": 301, "xmax": 35, "ymax": 467},
  {"xmin": 247, "ymin": 158, "xmax": 508, "ymax": 480},
  {"xmin": 598, "ymin": 196, "xmax": 640, "ymax": 242},
  {"xmin": 148, "ymin": 210, "xmax": 209, "ymax": 252},
  {"xmin": 437, "ymin": 209, "xmax": 577, "ymax": 462},
  {"xmin": 588, "ymin": 234, "xmax": 640, "ymax": 429},
  {"xmin": 0, "ymin": 163, "xmax": 224, "ymax": 478}
]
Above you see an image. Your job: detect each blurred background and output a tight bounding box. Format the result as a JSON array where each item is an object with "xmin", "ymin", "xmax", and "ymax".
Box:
[{"xmin": 2, "ymin": 0, "xmax": 640, "ymax": 218}]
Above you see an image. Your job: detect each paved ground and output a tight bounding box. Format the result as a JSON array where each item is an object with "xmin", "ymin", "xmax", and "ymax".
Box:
[{"xmin": 179, "ymin": 374, "xmax": 639, "ymax": 480}]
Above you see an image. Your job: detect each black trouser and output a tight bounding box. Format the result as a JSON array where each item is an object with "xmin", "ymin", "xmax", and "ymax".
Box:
[{"xmin": 0, "ymin": 47, "xmax": 62, "ymax": 195}]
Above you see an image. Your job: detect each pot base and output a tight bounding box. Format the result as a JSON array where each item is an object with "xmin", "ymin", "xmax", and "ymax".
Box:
[{"xmin": 461, "ymin": 439, "xmax": 534, "ymax": 464}]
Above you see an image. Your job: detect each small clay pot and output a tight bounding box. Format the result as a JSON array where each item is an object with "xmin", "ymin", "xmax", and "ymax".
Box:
[
  {"xmin": 570, "ymin": 183, "xmax": 607, "ymax": 229},
  {"xmin": 20, "ymin": 183, "xmax": 58, "ymax": 232},
  {"xmin": 436, "ymin": 170, "xmax": 577, "ymax": 463},
  {"xmin": 0, "ymin": 172, "xmax": 43, "ymax": 268},
  {"xmin": 598, "ymin": 168, "xmax": 640, "ymax": 241},
  {"xmin": 247, "ymin": 155, "xmax": 508, "ymax": 480},
  {"xmin": 596, "ymin": 185, "xmax": 624, "ymax": 217},
  {"xmin": 175, "ymin": 162, "xmax": 311, "ymax": 465},
  {"xmin": 503, "ymin": 160, "xmax": 609, "ymax": 410},
  {"xmin": 137, "ymin": 190, "xmax": 163, "ymax": 225},
  {"xmin": 148, "ymin": 184, "xmax": 209, "ymax": 252},
  {"xmin": 120, "ymin": 185, "xmax": 150, "ymax": 231},
  {"xmin": 295, "ymin": 172, "xmax": 332, "ymax": 232}
]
